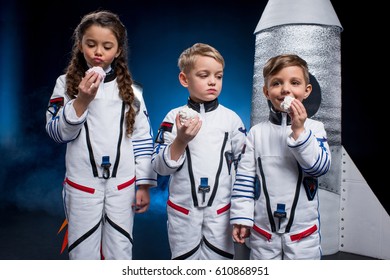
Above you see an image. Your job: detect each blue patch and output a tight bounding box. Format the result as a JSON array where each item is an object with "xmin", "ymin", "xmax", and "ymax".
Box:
[
  {"xmin": 317, "ymin": 137, "xmax": 328, "ymax": 151},
  {"xmin": 303, "ymin": 177, "xmax": 318, "ymax": 201}
]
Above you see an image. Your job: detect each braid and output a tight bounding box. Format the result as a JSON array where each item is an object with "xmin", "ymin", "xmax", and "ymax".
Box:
[
  {"xmin": 115, "ymin": 56, "xmax": 137, "ymax": 136},
  {"xmin": 66, "ymin": 53, "xmax": 86, "ymax": 100}
]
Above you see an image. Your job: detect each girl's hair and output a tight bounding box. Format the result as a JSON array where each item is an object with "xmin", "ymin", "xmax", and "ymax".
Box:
[
  {"xmin": 65, "ymin": 10, "xmax": 137, "ymax": 136},
  {"xmin": 178, "ymin": 43, "xmax": 225, "ymax": 74},
  {"xmin": 263, "ymin": 54, "xmax": 310, "ymax": 86}
]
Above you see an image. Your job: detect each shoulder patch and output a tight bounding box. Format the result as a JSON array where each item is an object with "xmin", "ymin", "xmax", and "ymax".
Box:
[
  {"xmin": 47, "ymin": 97, "xmax": 64, "ymax": 117},
  {"xmin": 159, "ymin": 122, "xmax": 173, "ymax": 132},
  {"xmin": 155, "ymin": 122, "xmax": 174, "ymax": 144}
]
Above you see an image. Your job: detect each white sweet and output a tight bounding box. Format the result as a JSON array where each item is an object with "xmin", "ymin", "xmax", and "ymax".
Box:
[
  {"xmin": 178, "ymin": 106, "xmax": 198, "ymax": 125},
  {"xmin": 87, "ymin": 66, "xmax": 106, "ymax": 80},
  {"xmin": 280, "ymin": 96, "xmax": 295, "ymax": 112}
]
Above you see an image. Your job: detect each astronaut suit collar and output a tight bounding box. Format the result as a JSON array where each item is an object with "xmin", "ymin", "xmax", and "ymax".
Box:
[
  {"xmin": 187, "ymin": 97, "xmax": 219, "ymax": 113},
  {"xmin": 269, "ymin": 105, "xmax": 292, "ymax": 125}
]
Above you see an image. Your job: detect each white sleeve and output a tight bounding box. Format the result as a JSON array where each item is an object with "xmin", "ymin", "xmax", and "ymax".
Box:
[
  {"xmin": 287, "ymin": 120, "xmax": 331, "ymax": 177},
  {"xmin": 131, "ymin": 88, "xmax": 158, "ymax": 187},
  {"xmin": 230, "ymin": 127, "xmax": 257, "ymax": 227},
  {"xmin": 45, "ymin": 75, "xmax": 86, "ymax": 143},
  {"xmin": 152, "ymin": 108, "xmax": 186, "ymax": 176}
]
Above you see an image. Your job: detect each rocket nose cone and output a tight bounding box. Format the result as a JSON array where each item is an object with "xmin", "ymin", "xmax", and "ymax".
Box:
[{"xmin": 254, "ymin": 0, "xmax": 343, "ymax": 34}]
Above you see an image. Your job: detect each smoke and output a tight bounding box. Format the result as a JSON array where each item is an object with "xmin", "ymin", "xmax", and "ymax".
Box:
[{"xmin": 0, "ymin": 86, "xmax": 65, "ymax": 216}]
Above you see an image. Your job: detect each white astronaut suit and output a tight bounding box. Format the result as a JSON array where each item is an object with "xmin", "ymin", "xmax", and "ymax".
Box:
[
  {"xmin": 152, "ymin": 98, "xmax": 247, "ymax": 260},
  {"xmin": 230, "ymin": 108, "xmax": 331, "ymax": 260},
  {"xmin": 45, "ymin": 70, "xmax": 157, "ymax": 259}
]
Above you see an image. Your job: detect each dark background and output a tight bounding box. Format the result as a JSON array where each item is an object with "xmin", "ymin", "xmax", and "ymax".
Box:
[{"xmin": 0, "ymin": 0, "xmax": 384, "ymax": 259}]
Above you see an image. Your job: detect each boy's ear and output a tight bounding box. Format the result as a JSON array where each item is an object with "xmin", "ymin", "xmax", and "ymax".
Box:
[
  {"xmin": 304, "ymin": 84, "xmax": 312, "ymax": 99},
  {"xmin": 263, "ymin": 86, "xmax": 270, "ymax": 99},
  {"xmin": 178, "ymin": 72, "xmax": 189, "ymax": 87}
]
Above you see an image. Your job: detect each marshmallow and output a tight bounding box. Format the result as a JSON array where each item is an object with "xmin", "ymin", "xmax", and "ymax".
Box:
[
  {"xmin": 178, "ymin": 106, "xmax": 199, "ymax": 125},
  {"xmin": 280, "ymin": 96, "xmax": 295, "ymax": 112},
  {"xmin": 87, "ymin": 66, "xmax": 106, "ymax": 81}
]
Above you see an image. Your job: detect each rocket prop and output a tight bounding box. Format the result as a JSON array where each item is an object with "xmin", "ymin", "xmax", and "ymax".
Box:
[{"xmin": 245, "ymin": 0, "xmax": 390, "ymax": 260}]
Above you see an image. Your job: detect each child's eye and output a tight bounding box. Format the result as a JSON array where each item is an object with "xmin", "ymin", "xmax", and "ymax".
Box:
[
  {"xmin": 103, "ymin": 44, "xmax": 114, "ymax": 50},
  {"xmin": 291, "ymin": 81, "xmax": 301, "ymax": 86}
]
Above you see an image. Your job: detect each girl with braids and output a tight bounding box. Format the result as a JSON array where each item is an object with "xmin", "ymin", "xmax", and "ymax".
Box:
[{"xmin": 45, "ymin": 10, "xmax": 157, "ymax": 259}]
